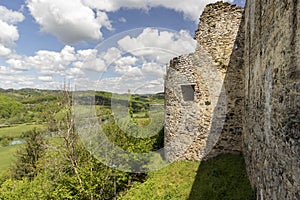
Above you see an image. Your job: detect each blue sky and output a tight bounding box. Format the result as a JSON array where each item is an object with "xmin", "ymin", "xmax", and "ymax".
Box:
[{"xmin": 0, "ymin": 0, "xmax": 245, "ymax": 93}]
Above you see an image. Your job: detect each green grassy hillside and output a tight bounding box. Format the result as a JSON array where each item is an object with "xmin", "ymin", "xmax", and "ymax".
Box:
[{"xmin": 120, "ymin": 154, "xmax": 255, "ymax": 200}]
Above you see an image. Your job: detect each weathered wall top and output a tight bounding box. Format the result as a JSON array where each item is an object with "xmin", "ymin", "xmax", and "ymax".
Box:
[
  {"xmin": 195, "ymin": 1, "xmax": 243, "ymax": 73},
  {"xmin": 165, "ymin": 1, "xmax": 244, "ymax": 162}
]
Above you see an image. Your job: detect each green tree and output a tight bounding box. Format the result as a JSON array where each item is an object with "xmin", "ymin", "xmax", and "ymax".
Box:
[
  {"xmin": 0, "ymin": 94, "xmax": 25, "ymax": 123},
  {"xmin": 12, "ymin": 128, "xmax": 47, "ymax": 180},
  {"xmin": 39, "ymin": 90, "xmax": 123, "ymax": 199},
  {"xmin": 0, "ymin": 138, "xmax": 10, "ymax": 147}
]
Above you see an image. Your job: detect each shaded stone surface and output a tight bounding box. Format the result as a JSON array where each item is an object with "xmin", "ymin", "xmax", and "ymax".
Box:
[{"xmin": 243, "ymin": 0, "xmax": 300, "ymax": 199}]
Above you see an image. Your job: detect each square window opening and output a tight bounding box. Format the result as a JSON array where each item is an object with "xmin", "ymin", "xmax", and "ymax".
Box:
[{"xmin": 181, "ymin": 84, "xmax": 195, "ymax": 101}]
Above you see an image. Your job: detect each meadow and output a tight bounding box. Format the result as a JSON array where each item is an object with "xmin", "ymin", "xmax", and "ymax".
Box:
[
  {"xmin": 0, "ymin": 144, "xmax": 19, "ymax": 171},
  {"xmin": 0, "ymin": 124, "xmax": 44, "ymax": 138}
]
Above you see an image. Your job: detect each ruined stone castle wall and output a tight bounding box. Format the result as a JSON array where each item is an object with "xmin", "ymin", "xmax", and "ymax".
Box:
[
  {"xmin": 243, "ymin": 0, "xmax": 300, "ymax": 199},
  {"xmin": 165, "ymin": 2, "xmax": 244, "ymax": 161},
  {"xmin": 164, "ymin": 54, "xmax": 213, "ymax": 161},
  {"xmin": 201, "ymin": 3, "xmax": 245, "ymax": 159},
  {"xmin": 195, "ymin": 2, "xmax": 243, "ymax": 74},
  {"xmin": 165, "ymin": 1, "xmax": 300, "ymax": 199}
]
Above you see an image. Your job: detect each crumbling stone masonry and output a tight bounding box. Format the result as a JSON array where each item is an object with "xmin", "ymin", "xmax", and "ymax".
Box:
[
  {"xmin": 243, "ymin": 0, "xmax": 300, "ymax": 199},
  {"xmin": 165, "ymin": 0, "xmax": 300, "ymax": 199},
  {"xmin": 165, "ymin": 2, "xmax": 244, "ymax": 161}
]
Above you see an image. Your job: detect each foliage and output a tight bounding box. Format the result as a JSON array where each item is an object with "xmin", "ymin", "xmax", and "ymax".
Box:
[
  {"xmin": 0, "ymin": 173, "xmax": 53, "ymax": 200},
  {"xmin": 50, "ymin": 152, "xmax": 132, "ymax": 199},
  {"xmin": 102, "ymin": 116, "xmax": 164, "ymax": 153},
  {"xmin": 0, "ymin": 138, "xmax": 10, "ymax": 147},
  {"xmin": 0, "ymin": 94, "xmax": 25, "ymax": 123},
  {"xmin": 11, "ymin": 128, "xmax": 47, "ymax": 180},
  {"xmin": 39, "ymin": 142, "xmax": 122, "ymax": 200},
  {"xmin": 0, "ymin": 89, "xmax": 62, "ymax": 125}
]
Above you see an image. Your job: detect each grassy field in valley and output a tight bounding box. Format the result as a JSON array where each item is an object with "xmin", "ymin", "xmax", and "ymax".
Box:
[
  {"xmin": 0, "ymin": 124, "xmax": 44, "ymax": 138},
  {"xmin": 0, "ymin": 145, "xmax": 20, "ymax": 172}
]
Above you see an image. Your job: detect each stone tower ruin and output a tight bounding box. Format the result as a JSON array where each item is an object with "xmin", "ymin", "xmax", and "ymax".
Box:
[
  {"xmin": 165, "ymin": 2, "xmax": 244, "ymax": 161},
  {"xmin": 164, "ymin": 1, "xmax": 300, "ymax": 199}
]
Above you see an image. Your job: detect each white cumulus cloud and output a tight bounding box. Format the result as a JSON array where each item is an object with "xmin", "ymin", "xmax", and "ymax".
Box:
[
  {"xmin": 77, "ymin": 49, "xmax": 106, "ymax": 72},
  {"xmin": 83, "ymin": 0, "xmax": 234, "ymax": 21},
  {"xmin": 38, "ymin": 76, "xmax": 53, "ymax": 82},
  {"xmin": 0, "ymin": 74, "xmax": 35, "ymax": 89},
  {"xmin": 0, "ymin": 44, "xmax": 11, "ymax": 57},
  {"xmin": 6, "ymin": 58, "xmax": 30, "ymax": 71},
  {"xmin": 1, "ymin": 45, "xmax": 102, "ymax": 88},
  {"xmin": 25, "ymin": 0, "xmax": 234, "ymax": 46},
  {"xmin": 26, "ymin": 0, "xmax": 112, "ymax": 44},
  {"xmin": 141, "ymin": 62, "xmax": 165, "ymax": 78},
  {"xmin": 118, "ymin": 17, "xmax": 127, "ymax": 23},
  {"xmin": 117, "ymin": 28, "xmax": 196, "ymax": 63},
  {"xmin": 0, "ymin": 6, "xmax": 24, "ymax": 57},
  {"xmin": 101, "ymin": 47, "xmax": 122, "ymax": 65},
  {"xmin": 114, "ymin": 56, "xmax": 138, "ymax": 68},
  {"xmin": 0, "ymin": 6, "xmax": 25, "ymax": 24},
  {"xmin": 84, "ymin": 27, "xmax": 196, "ymax": 93},
  {"xmin": 0, "ymin": 66, "xmax": 21, "ymax": 75}
]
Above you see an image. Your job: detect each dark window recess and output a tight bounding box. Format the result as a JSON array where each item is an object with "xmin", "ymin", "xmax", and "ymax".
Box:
[{"xmin": 181, "ymin": 84, "xmax": 195, "ymax": 101}]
